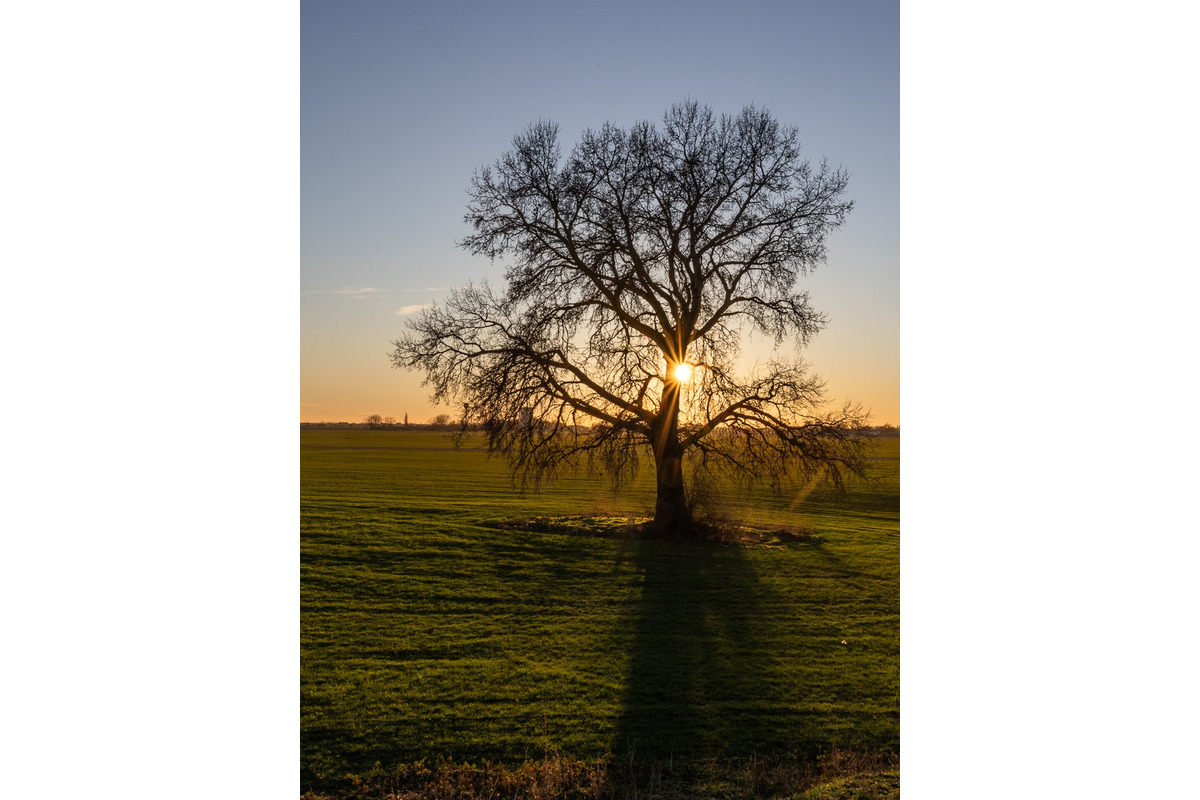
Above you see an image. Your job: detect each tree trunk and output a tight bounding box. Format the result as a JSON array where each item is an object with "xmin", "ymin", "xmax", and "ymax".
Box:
[
  {"xmin": 654, "ymin": 447, "xmax": 691, "ymax": 536},
  {"xmin": 651, "ymin": 381, "xmax": 693, "ymax": 537}
]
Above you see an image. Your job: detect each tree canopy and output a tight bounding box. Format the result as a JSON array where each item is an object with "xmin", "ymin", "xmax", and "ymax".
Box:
[{"xmin": 392, "ymin": 100, "xmax": 869, "ymax": 537}]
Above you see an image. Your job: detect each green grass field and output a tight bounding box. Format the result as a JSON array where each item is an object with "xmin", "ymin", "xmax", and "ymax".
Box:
[{"xmin": 301, "ymin": 430, "xmax": 899, "ymax": 798}]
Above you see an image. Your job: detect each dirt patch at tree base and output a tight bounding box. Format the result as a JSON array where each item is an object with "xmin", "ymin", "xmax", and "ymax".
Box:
[{"xmin": 483, "ymin": 515, "xmax": 822, "ymax": 545}]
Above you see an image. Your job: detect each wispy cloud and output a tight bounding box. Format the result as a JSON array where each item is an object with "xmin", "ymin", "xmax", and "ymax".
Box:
[
  {"xmin": 337, "ymin": 286, "xmax": 387, "ymax": 299},
  {"xmin": 304, "ymin": 286, "xmax": 388, "ymax": 299},
  {"xmin": 396, "ymin": 304, "xmax": 432, "ymax": 315}
]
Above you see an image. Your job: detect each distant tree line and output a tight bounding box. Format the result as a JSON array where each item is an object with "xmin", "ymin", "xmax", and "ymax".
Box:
[
  {"xmin": 860, "ymin": 423, "xmax": 899, "ymax": 437},
  {"xmin": 300, "ymin": 417, "xmax": 898, "ymax": 435},
  {"xmin": 300, "ymin": 414, "xmax": 475, "ymax": 431}
]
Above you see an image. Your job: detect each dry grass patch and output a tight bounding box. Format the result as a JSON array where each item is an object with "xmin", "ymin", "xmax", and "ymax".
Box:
[{"xmin": 300, "ymin": 751, "xmax": 898, "ymax": 800}]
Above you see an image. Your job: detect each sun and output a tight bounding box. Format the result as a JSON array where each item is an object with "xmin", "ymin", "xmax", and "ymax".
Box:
[{"xmin": 672, "ymin": 362, "xmax": 694, "ymax": 384}]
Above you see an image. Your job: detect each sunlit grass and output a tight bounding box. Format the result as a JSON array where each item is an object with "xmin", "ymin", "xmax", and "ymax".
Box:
[{"xmin": 301, "ymin": 429, "xmax": 899, "ymax": 795}]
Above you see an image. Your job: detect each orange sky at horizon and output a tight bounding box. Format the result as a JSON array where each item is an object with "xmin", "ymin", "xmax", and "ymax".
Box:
[{"xmin": 300, "ymin": 307, "xmax": 900, "ymax": 427}]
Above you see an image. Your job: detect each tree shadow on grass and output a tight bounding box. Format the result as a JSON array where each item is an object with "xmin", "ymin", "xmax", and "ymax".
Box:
[{"xmin": 612, "ymin": 538, "xmax": 813, "ymax": 763}]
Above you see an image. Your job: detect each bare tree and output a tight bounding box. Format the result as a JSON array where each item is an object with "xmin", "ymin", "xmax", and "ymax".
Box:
[
  {"xmin": 430, "ymin": 413, "xmax": 452, "ymax": 429},
  {"xmin": 392, "ymin": 100, "xmax": 869, "ymax": 537},
  {"xmin": 363, "ymin": 414, "xmax": 384, "ymax": 429}
]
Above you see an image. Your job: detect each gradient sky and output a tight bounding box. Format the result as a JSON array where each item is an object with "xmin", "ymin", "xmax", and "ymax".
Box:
[{"xmin": 301, "ymin": 0, "xmax": 899, "ymax": 424}]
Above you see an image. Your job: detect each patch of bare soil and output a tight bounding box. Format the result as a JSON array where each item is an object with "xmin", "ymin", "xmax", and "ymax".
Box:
[{"xmin": 484, "ymin": 515, "xmax": 822, "ymax": 545}]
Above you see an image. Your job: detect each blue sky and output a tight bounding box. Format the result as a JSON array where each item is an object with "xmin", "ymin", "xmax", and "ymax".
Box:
[{"xmin": 301, "ymin": 0, "xmax": 900, "ymax": 423}]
